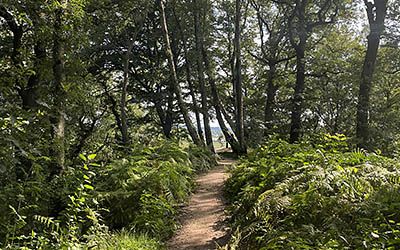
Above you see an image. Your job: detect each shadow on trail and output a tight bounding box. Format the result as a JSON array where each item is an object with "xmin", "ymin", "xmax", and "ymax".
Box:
[{"xmin": 166, "ymin": 150, "xmax": 235, "ymax": 250}]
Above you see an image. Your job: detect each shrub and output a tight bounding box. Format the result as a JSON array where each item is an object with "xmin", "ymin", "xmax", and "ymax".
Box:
[
  {"xmin": 1, "ymin": 154, "xmax": 104, "ymax": 249},
  {"xmin": 96, "ymin": 140, "xmax": 215, "ymax": 239},
  {"xmin": 225, "ymin": 135, "xmax": 400, "ymax": 249},
  {"xmin": 0, "ymin": 140, "xmax": 215, "ymax": 248}
]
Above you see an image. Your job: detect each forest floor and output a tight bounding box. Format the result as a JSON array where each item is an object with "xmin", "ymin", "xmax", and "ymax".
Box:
[{"xmin": 167, "ymin": 151, "xmax": 235, "ymax": 250}]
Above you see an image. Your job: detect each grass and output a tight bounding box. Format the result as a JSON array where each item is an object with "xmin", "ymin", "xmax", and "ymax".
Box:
[{"xmin": 94, "ymin": 232, "xmax": 163, "ymax": 250}]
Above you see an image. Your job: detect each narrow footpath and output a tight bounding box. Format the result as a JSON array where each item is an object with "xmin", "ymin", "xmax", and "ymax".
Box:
[{"xmin": 167, "ymin": 157, "xmax": 235, "ymax": 250}]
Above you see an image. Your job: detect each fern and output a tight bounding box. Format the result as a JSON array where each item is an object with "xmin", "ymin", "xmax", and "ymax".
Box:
[{"xmin": 225, "ymin": 136, "xmax": 400, "ymax": 249}]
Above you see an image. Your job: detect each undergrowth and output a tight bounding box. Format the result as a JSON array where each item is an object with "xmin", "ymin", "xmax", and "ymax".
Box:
[
  {"xmin": 225, "ymin": 134, "xmax": 400, "ymax": 249},
  {"xmin": 0, "ymin": 140, "xmax": 215, "ymax": 249},
  {"xmin": 93, "ymin": 231, "xmax": 163, "ymax": 250},
  {"xmin": 97, "ymin": 141, "xmax": 215, "ymax": 239}
]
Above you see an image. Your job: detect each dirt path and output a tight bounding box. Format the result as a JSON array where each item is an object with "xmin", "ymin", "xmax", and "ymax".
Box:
[{"xmin": 167, "ymin": 158, "xmax": 234, "ymax": 250}]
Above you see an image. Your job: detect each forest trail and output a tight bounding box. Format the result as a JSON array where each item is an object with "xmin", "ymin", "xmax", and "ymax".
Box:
[{"xmin": 167, "ymin": 154, "xmax": 235, "ymax": 250}]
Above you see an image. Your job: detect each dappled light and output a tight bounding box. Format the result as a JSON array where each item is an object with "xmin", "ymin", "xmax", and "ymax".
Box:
[{"xmin": 0, "ymin": 0, "xmax": 399, "ymax": 249}]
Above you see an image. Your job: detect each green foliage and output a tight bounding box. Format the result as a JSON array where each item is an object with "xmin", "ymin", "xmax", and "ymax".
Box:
[
  {"xmin": 225, "ymin": 135, "xmax": 400, "ymax": 249},
  {"xmin": 0, "ymin": 138, "xmax": 215, "ymax": 248},
  {"xmin": 187, "ymin": 144, "xmax": 217, "ymax": 172},
  {"xmin": 1, "ymin": 154, "xmax": 105, "ymax": 249},
  {"xmin": 96, "ymin": 140, "xmax": 215, "ymax": 239},
  {"xmin": 93, "ymin": 231, "xmax": 163, "ymax": 250}
]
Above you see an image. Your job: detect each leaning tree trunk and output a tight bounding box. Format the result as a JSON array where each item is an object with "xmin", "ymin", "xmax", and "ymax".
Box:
[
  {"xmin": 233, "ymin": 0, "xmax": 247, "ymax": 154},
  {"xmin": 194, "ymin": 0, "xmax": 215, "ymax": 153},
  {"xmin": 201, "ymin": 44, "xmax": 242, "ymax": 154},
  {"xmin": 184, "ymin": 58, "xmax": 204, "ymax": 144},
  {"xmin": 159, "ymin": 0, "xmax": 202, "ymax": 146},
  {"xmin": 171, "ymin": 5, "xmax": 205, "ymax": 144},
  {"xmin": 356, "ymin": 0, "xmax": 387, "ymax": 149},
  {"xmin": 51, "ymin": 1, "xmax": 66, "ymax": 176}
]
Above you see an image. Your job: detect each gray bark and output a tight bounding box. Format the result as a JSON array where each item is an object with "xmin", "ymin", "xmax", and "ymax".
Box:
[
  {"xmin": 233, "ymin": 0, "xmax": 247, "ymax": 154},
  {"xmin": 194, "ymin": 0, "xmax": 215, "ymax": 153},
  {"xmin": 159, "ymin": 0, "xmax": 202, "ymax": 146},
  {"xmin": 356, "ymin": 0, "xmax": 387, "ymax": 148}
]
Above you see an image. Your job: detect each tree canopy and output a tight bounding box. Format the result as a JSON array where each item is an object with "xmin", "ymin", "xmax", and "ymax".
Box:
[{"xmin": 0, "ymin": 0, "xmax": 400, "ymax": 248}]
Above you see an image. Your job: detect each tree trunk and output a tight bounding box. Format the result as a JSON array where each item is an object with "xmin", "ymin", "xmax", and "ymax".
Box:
[
  {"xmin": 356, "ymin": 0, "xmax": 387, "ymax": 149},
  {"xmin": 288, "ymin": 1, "xmax": 307, "ymax": 144},
  {"xmin": 177, "ymin": 28, "xmax": 204, "ymax": 142},
  {"xmin": 21, "ymin": 42, "xmax": 46, "ymax": 109},
  {"xmin": 176, "ymin": 22, "xmax": 206, "ymax": 147},
  {"xmin": 264, "ymin": 63, "xmax": 278, "ymax": 135},
  {"xmin": 51, "ymin": 2, "xmax": 66, "ymax": 176},
  {"xmin": 289, "ymin": 44, "xmax": 306, "ymax": 143},
  {"xmin": 159, "ymin": 0, "xmax": 202, "ymax": 146},
  {"xmin": 194, "ymin": 0, "xmax": 215, "ymax": 153},
  {"xmin": 120, "ymin": 41, "xmax": 134, "ymax": 146},
  {"xmin": 0, "ymin": 6, "xmax": 24, "ymax": 67},
  {"xmin": 155, "ymin": 97, "xmax": 174, "ymax": 138},
  {"xmin": 233, "ymin": 0, "xmax": 246, "ymax": 154},
  {"xmin": 185, "ymin": 60, "xmax": 204, "ymax": 144},
  {"xmin": 201, "ymin": 43, "xmax": 242, "ymax": 154}
]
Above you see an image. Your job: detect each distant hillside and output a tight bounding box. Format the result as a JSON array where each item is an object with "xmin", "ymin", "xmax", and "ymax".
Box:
[{"xmin": 211, "ymin": 127, "xmax": 223, "ymax": 137}]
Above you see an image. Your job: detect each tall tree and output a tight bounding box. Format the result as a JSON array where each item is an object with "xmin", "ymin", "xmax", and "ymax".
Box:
[
  {"xmin": 193, "ymin": 0, "xmax": 215, "ymax": 153},
  {"xmin": 171, "ymin": 4, "xmax": 205, "ymax": 144},
  {"xmin": 356, "ymin": 0, "xmax": 388, "ymax": 148},
  {"xmin": 51, "ymin": 0, "xmax": 66, "ymax": 176},
  {"xmin": 249, "ymin": 0, "xmax": 293, "ymax": 135},
  {"xmin": 120, "ymin": 41, "xmax": 134, "ymax": 146},
  {"xmin": 203, "ymin": 46, "xmax": 242, "ymax": 154},
  {"xmin": 159, "ymin": 0, "xmax": 202, "ymax": 146},
  {"xmin": 120, "ymin": 15, "xmax": 146, "ymax": 146},
  {"xmin": 233, "ymin": 0, "xmax": 247, "ymax": 154},
  {"xmin": 285, "ymin": 0, "xmax": 340, "ymax": 143}
]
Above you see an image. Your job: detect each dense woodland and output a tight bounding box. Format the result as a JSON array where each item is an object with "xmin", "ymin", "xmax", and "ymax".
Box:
[{"xmin": 0, "ymin": 0, "xmax": 400, "ymax": 249}]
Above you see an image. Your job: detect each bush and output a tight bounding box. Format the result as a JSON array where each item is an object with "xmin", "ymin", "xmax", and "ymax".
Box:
[
  {"xmin": 96, "ymin": 140, "xmax": 215, "ymax": 239},
  {"xmin": 225, "ymin": 135, "xmax": 400, "ymax": 249},
  {"xmin": 0, "ymin": 140, "xmax": 215, "ymax": 248}
]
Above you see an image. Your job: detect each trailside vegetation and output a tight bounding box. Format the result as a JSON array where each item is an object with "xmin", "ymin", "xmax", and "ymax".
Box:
[
  {"xmin": 225, "ymin": 135, "xmax": 400, "ymax": 249},
  {"xmin": 0, "ymin": 140, "xmax": 215, "ymax": 249},
  {"xmin": 1, "ymin": 0, "xmax": 400, "ymax": 248}
]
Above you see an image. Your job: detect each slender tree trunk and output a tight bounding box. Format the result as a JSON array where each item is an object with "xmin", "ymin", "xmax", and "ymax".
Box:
[
  {"xmin": 356, "ymin": 0, "xmax": 387, "ymax": 148},
  {"xmin": 0, "ymin": 6, "xmax": 24, "ymax": 68},
  {"xmin": 119, "ymin": 16, "xmax": 146, "ymax": 146},
  {"xmin": 228, "ymin": 25, "xmax": 237, "ymax": 132},
  {"xmin": 289, "ymin": 43, "xmax": 306, "ymax": 143},
  {"xmin": 176, "ymin": 22, "xmax": 204, "ymax": 142},
  {"xmin": 51, "ymin": 2, "xmax": 66, "ymax": 176},
  {"xmin": 194, "ymin": 0, "xmax": 214, "ymax": 153},
  {"xmin": 202, "ymin": 43, "xmax": 242, "ymax": 154},
  {"xmin": 288, "ymin": 1, "xmax": 307, "ymax": 144},
  {"xmin": 0, "ymin": 7, "xmax": 35, "ymax": 109},
  {"xmin": 165, "ymin": 90, "xmax": 174, "ymax": 137},
  {"xmin": 155, "ymin": 98, "xmax": 174, "ymax": 138},
  {"xmin": 159, "ymin": 0, "xmax": 202, "ymax": 146},
  {"xmin": 120, "ymin": 41, "xmax": 134, "ymax": 146},
  {"xmin": 100, "ymin": 78, "xmax": 125, "ymax": 141},
  {"xmin": 177, "ymin": 24, "xmax": 205, "ymax": 147},
  {"xmin": 233, "ymin": 0, "xmax": 246, "ymax": 154},
  {"xmin": 264, "ymin": 63, "xmax": 278, "ymax": 134},
  {"xmin": 221, "ymin": 102, "xmax": 236, "ymax": 134},
  {"xmin": 184, "ymin": 59, "xmax": 204, "ymax": 143}
]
